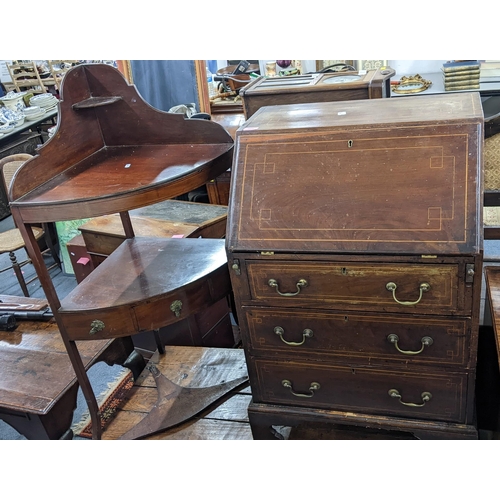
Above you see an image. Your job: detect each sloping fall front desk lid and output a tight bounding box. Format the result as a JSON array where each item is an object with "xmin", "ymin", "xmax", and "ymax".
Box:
[{"xmin": 226, "ymin": 92, "xmax": 484, "ymax": 256}]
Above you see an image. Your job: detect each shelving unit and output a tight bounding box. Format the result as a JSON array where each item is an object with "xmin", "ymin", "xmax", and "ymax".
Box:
[{"xmin": 10, "ymin": 63, "xmax": 236, "ymax": 439}]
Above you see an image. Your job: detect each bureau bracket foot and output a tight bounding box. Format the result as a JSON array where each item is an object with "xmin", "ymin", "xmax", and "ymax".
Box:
[{"xmin": 248, "ymin": 402, "xmax": 478, "ymax": 440}]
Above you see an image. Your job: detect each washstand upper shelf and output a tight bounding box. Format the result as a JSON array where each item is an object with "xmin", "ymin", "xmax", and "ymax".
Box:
[{"xmin": 9, "ymin": 63, "xmax": 234, "ymax": 223}]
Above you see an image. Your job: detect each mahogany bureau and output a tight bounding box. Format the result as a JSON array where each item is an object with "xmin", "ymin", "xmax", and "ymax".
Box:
[{"xmin": 226, "ymin": 93, "xmax": 484, "ymax": 439}]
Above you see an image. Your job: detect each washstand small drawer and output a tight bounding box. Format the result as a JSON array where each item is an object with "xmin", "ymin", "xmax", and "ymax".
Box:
[
  {"xmin": 244, "ymin": 307, "xmax": 470, "ymax": 367},
  {"xmin": 58, "ymin": 307, "xmax": 138, "ymax": 341},
  {"xmin": 247, "ymin": 261, "xmax": 462, "ymax": 314},
  {"xmin": 250, "ymin": 358, "xmax": 468, "ymax": 423}
]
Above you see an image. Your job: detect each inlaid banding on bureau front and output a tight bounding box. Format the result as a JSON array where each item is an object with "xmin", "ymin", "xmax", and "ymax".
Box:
[
  {"xmin": 245, "ymin": 308, "xmax": 469, "ymax": 367},
  {"xmin": 251, "ymin": 359, "xmax": 466, "ymax": 423},
  {"xmin": 252, "ymin": 145, "xmax": 457, "ymax": 232}
]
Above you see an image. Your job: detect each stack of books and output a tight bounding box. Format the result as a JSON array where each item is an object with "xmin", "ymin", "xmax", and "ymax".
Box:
[{"xmin": 442, "ymin": 60, "xmax": 480, "ymax": 91}]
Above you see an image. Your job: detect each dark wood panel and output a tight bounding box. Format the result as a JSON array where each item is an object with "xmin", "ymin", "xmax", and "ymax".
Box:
[
  {"xmin": 245, "ymin": 260, "xmax": 462, "ymax": 314},
  {"xmin": 243, "ymin": 307, "xmax": 471, "ymax": 368},
  {"xmin": 250, "ymin": 357, "xmax": 468, "ymax": 423}
]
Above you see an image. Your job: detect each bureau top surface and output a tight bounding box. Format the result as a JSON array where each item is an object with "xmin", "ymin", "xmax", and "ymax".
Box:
[
  {"xmin": 237, "ymin": 92, "xmax": 483, "ymax": 134},
  {"xmin": 227, "ymin": 93, "xmax": 483, "ymax": 255}
]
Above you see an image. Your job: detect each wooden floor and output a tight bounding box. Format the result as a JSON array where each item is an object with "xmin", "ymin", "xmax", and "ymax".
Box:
[{"xmin": 103, "ymin": 346, "xmax": 254, "ymax": 440}]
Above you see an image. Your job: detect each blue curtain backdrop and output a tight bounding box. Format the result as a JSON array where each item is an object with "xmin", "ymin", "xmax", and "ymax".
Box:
[
  {"xmin": 207, "ymin": 60, "xmax": 217, "ymax": 74},
  {"xmin": 130, "ymin": 60, "xmax": 201, "ymax": 112}
]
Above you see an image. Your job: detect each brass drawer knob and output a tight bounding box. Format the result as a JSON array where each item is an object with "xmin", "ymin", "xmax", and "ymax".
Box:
[
  {"xmin": 268, "ymin": 278, "xmax": 308, "ymax": 296},
  {"xmin": 170, "ymin": 300, "xmax": 182, "ymax": 317},
  {"xmin": 387, "ymin": 334, "xmax": 433, "ymax": 355},
  {"xmin": 274, "ymin": 326, "xmax": 313, "ymax": 346},
  {"xmin": 89, "ymin": 319, "xmax": 105, "ymax": 335},
  {"xmin": 388, "ymin": 389, "xmax": 432, "ymax": 407},
  {"xmin": 282, "ymin": 379, "xmax": 320, "ymax": 398},
  {"xmin": 386, "ymin": 281, "xmax": 430, "ymax": 306}
]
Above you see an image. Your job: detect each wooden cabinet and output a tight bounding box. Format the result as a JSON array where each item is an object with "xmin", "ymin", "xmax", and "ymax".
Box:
[
  {"xmin": 226, "ymin": 93, "xmax": 484, "ymax": 439},
  {"xmin": 240, "ymin": 68, "xmax": 394, "ymax": 118}
]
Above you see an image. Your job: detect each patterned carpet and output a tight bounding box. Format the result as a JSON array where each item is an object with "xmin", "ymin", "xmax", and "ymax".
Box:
[{"xmin": 73, "ymin": 369, "xmax": 134, "ymax": 439}]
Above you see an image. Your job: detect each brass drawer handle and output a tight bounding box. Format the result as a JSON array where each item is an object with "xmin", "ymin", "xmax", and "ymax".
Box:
[
  {"xmin": 387, "ymin": 334, "xmax": 434, "ymax": 355},
  {"xmin": 89, "ymin": 319, "xmax": 105, "ymax": 335},
  {"xmin": 275, "ymin": 326, "xmax": 313, "ymax": 346},
  {"xmin": 388, "ymin": 389, "xmax": 432, "ymax": 407},
  {"xmin": 282, "ymin": 379, "xmax": 320, "ymax": 398},
  {"xmin": 385, "ymin": 282, "xmax": 430, "ymax": 306},
  {"xmin": 268, "ymin": 278, "xmax": 308, "ymax": 296}
]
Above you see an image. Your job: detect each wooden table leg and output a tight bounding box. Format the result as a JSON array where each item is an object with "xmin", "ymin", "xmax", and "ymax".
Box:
[{"xmin": 0, "ymin": 383, "xmax": 79, "ymax": 440}]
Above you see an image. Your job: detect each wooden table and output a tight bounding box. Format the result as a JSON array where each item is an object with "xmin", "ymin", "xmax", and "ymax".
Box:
[
  {"xmin": 0, "ymin": 315, "xmax": 138, "ymax": 439},
  {"xmin": 484, "ymin": 268, "xmax": 500, "ymax": 365}
]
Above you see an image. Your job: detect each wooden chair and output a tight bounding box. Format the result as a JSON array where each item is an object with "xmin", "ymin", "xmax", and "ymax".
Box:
[
  {"xmin": 9, "ymin": 63, "xmax": 246, "ymax": 439},
  {"xmin": 46, "ymin": 61, "xmax": 80, "ymax": 92},
  {"xmin": 484, "ymin": 134, "xmax": 500, "ymax": 240},
  {"xmin": 483, "ymin": 100, "xmax": 500, "ymax": 240},
  {"xmin": 0, "ymin": 154, "xmax": 60, "ymax": 296},
  {"xmin": 6, "ymin": 61, "xmax": 55, "ymax": 94}
]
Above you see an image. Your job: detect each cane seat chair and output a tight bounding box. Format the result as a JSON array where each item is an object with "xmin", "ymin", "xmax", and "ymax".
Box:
[
  {"xmin": 0, "ymin": 154, "xmax": 60, "ymax": 296},
  {"xmin": 483, "ymin": 99, "xmax": 500, "ymax": 240}
]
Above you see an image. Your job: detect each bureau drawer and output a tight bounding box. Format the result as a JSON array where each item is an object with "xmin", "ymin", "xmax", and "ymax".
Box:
[
  {"xmin": 250, "ymin": 358, "xmax": 468, "ymax": 423},
  {"xmin": 247, "ymin": 261, "xmax": 462, "ymax": 314},
  {"xmin": 244, "ymin": 307, "xmax": 471, "ymax": 367}
]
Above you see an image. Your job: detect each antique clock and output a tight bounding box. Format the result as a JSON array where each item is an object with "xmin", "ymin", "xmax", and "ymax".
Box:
[{"xmin": 240, "ymin": 67, "xmax": 395, "ymax": 118}]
